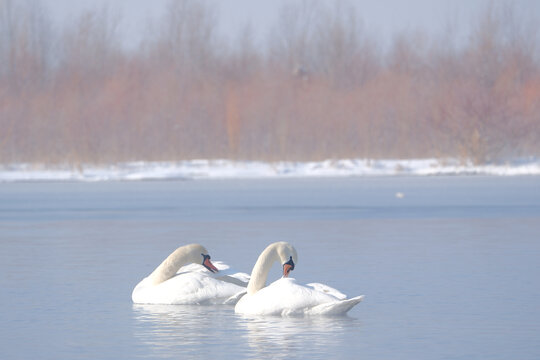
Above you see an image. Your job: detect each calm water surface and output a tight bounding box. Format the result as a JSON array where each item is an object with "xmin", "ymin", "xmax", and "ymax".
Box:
[{"xmin": 1, "ymin": 176, "xmax": 539, "ymax": 359}]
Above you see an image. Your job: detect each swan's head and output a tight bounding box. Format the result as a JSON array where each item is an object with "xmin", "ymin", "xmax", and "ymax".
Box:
[
  {"xmin": 246, "ymin": 241, "xmax": 299, "ymax": 295},
  {"xmin": 201, "ymin": 253, "xmax": 218, "ymax": 273},
  {"xmin": 275, "ymin": 242, "xmax": 298, "ymax": 278},
  {"xmin": 283, "ymin": 256, "xmax": 295, "ymax": 277}
]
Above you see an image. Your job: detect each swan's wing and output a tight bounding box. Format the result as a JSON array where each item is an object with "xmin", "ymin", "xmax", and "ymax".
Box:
[
  {"xmin": 216, "ymin": 274, "xmax": 249, "ymax": 287},
  {"xmin": 305, "ymin": 282, "xmax": 347, "ymax": 300},
  {"xmin": 210, "ymin": 261, "xmax": 250, "ymax": 286},
  {"xmin": 177, "ymin": 260, "xmax": 231, "ymax": 274},
  {"xmin": 210, "ymin": 261, "xmax": 232, "ymax": 272},
  {"xmin": 306, "ymin": 295, "xmax": 365, "ymax": 316},
  {"xmin": 177, "ymin": 261, "xmax": 249, "ymax": 281},
  {"xmin": 176, "ymin": 263, "xmax": 207, "ymax": 274},
  {"xmin": 227, "ymin": 272, "xmax": 250, "ymax": 284},
  {"xmin": 224, "ymin": 290, "xmax": 248, "ymax": 305},
  {"xmin": 176, "ymin": 261, "xmax": 249, "ymax": 288}
]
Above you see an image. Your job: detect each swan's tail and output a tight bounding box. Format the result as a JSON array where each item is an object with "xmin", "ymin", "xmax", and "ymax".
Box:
[{"xmin": 307, "ymin": 295, "xmax": 365, "ymax": 316}]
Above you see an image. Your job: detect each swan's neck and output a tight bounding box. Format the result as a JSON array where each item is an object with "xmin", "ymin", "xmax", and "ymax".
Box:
[
  {"xmin": 247, "ymin": 245, "xmax": 281, "ymax": 295},
  {"xmin": 147, "ymin": 245, "xmax": 201, "ymax": 285}
]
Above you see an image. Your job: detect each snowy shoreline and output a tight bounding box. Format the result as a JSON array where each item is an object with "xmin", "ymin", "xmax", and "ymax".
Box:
[{"xmin": 1, "ymin": 158, "xmax": 539, "ymax": 182}]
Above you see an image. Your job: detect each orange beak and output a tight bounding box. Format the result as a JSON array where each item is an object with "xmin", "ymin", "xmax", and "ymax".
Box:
[
  {"xmin": 283, "ymin": 263, "xmax": 293, "ymax": 277},
  {"xmin": 203, "ymin": 257, "xmax": 219, "ymax": 273}
]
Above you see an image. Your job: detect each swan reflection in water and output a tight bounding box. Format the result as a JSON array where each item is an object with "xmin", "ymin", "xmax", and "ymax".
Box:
[
  {"xmin": 132, "ymin": 304, "xmax": 236, "ymax": 355},
  {"xmin": 235, "ymin": 314, "xmax": 359, "ymax": 359},
  {"xmin": 133, "ymin": 304, "xmax": 360, "ymax": 359}
]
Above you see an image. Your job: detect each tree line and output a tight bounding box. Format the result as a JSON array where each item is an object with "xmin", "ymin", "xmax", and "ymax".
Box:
[{"xmin": 1, "ymin": 0, "xmax": 539, "ymax": 164}]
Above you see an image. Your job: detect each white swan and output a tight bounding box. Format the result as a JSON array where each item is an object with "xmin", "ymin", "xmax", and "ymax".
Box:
[
  {"xmin": 235, "ymin": 242, "xmax": 364, "ymax": 316},
  {"xmin": 132, "ymin": 244, "xmax": 247, "ymax": 305}
]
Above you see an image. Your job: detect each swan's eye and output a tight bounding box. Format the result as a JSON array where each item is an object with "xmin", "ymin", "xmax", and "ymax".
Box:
[{"xmin": 201, "ymin": 253, "xmax": 211, "ymax": 261}]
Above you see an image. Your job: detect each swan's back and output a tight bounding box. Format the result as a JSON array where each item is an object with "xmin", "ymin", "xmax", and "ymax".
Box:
[
  {"xmin": 235, "ymin": 278, "xmax": 362, "ymax": 316},
  {"xmin": 132, "ymin": 271, "xmax": 245, "ymax": 305}
]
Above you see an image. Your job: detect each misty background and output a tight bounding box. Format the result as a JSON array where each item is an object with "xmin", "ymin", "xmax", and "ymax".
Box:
[{"xmin": 1, "ymin": 0, "xmax": 539, "ymax": 164}]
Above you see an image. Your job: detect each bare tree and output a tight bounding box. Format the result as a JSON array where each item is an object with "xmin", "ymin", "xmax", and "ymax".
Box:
[
  {"xmin": 312, "ymin": 1, "xmax": 378, "ymax": 87},
  {"xmin": 60, "ymin": 6, "xmax": 121, "ymax": 80},
  {"xmin": 268, "ymin": 0, "xmax": 320, "ymax": 75},
  {"xmin": 1, "ymin": 0, "xmax": 539, "ymax": 164},
  {"xmin": 0, "ymin": 0, "xmax": 52, "ymax": 88},
  {"xmin": 152, "ymin": 0, "xmax": 219, "ymax": 79}
]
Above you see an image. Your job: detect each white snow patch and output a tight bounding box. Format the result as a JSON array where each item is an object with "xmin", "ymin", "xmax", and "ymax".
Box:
[{"xmin": 1, "ymin": 158, "xmax": 539, "ymax": 182}]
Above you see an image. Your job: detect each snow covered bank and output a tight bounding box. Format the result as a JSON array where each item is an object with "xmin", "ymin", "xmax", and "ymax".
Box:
[{"xmin": 1, "ymin": 158, "xmax": 539, "ymax": 182}]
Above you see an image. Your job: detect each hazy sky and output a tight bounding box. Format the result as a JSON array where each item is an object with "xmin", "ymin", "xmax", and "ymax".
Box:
[{"xmin": 43, "ymin": 0, "xmax": 539, "ymax": 49}]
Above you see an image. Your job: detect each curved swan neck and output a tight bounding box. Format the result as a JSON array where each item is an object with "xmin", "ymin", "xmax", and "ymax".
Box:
[
  {"xmin": 147, "ymin": 244, "xmax": 207, "ymax": 285},
  {"xmin": 247, "ymin": 242, "xmax": 297, "ymax": 295}
]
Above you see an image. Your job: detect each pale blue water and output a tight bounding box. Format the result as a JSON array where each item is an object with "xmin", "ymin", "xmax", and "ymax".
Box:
[{"xmin": 1, "ymin": 176, "xmax": 539, "ymax": 359}]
